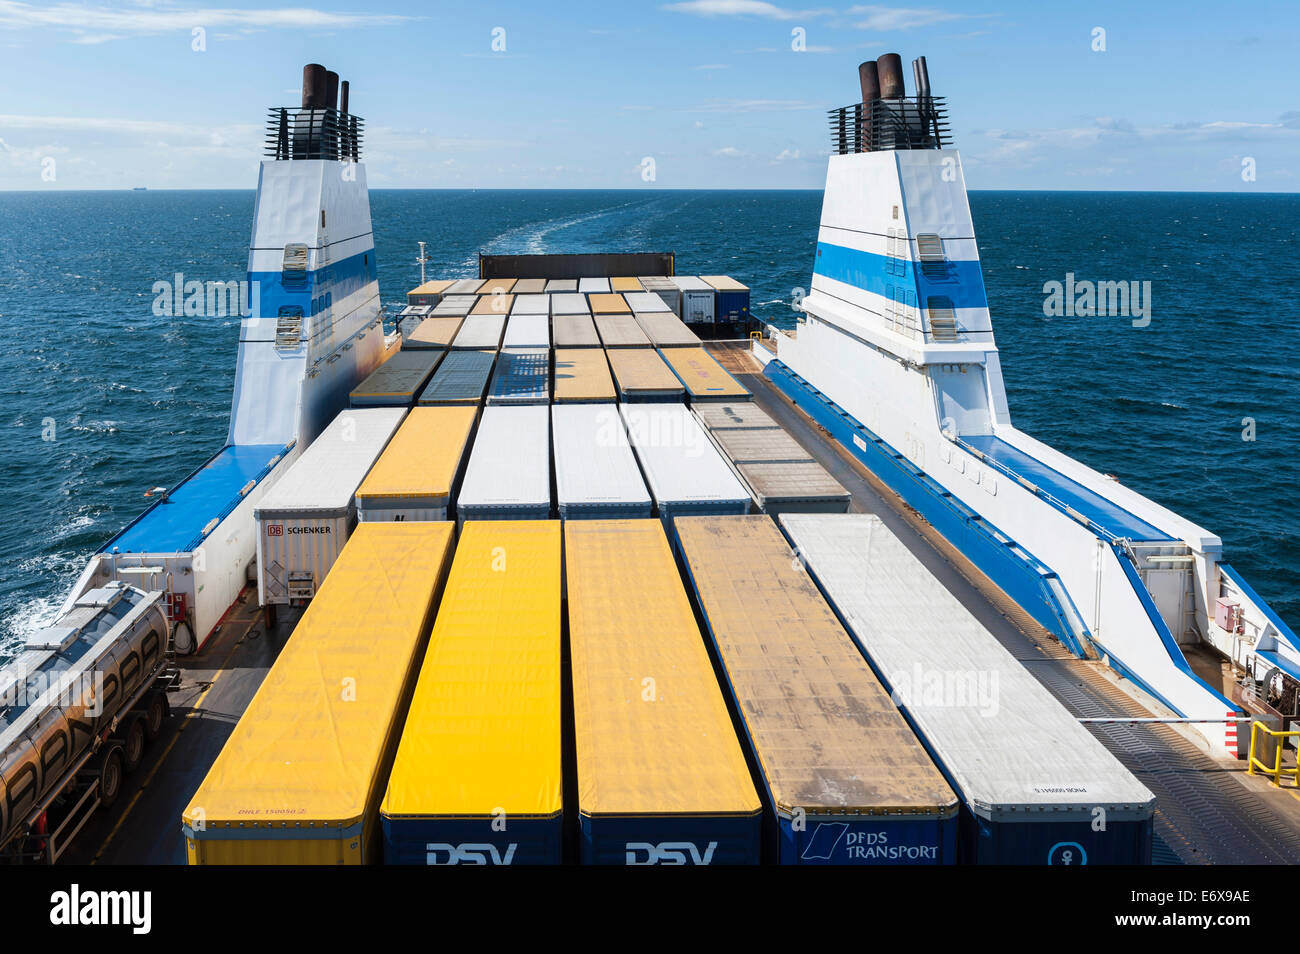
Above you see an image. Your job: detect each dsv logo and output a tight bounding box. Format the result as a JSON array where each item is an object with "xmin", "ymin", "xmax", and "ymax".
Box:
[
  {"xmin": 425, "ymin": 842, "xmax": 517, "ymax": 865},
  {"xmin": 625, "ymin": 841, "xmax": 718, "ymax": 865}
]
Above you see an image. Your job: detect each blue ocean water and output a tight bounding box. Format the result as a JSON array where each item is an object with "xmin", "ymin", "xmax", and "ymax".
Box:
[{"xmin": 0, "ymin": 189, "xmax": 1295, "ymax": 661}]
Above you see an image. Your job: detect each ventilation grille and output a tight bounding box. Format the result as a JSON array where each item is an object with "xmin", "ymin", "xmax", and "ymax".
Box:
[
  {"xmin": 916, "ymin": 233, "xmax": 948, "ymax": 280},
  {"xmin": 275, "ymin": 308, "xmax": 304, "ymax": 349},
  {"xmin": 281, "ymin": 243, "xmax": 309, "ymax": 289},
  {"xmin": 927, "ymin": 296, "xmax": 959, "ymax": 342}
]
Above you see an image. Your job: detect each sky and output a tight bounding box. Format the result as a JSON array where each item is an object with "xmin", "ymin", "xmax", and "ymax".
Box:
[{"xmin": 0, "ymin": 0, "xmax": 1297, "ymax": 191}]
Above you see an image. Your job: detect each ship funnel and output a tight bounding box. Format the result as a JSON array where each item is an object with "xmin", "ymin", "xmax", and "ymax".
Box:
[
  {"xmin": 340, "ymin": 79, "xmax": 350, "ymax": 114},
  {"xmin": 301, "ymin": 63, "xmax": 327, "ymax": 108},
  {"xmin": 877, "ymin": 53, "xmax": 905, "ymax": 99},
  {"xmin": 912, "ymin": 55, "xmax": 931, "ymax": 98},
  {"xmin": 858, "ymin": 60, "xmax": 880, "ymax": 104},
  {"xmin": 324, "ymin": 70, "xmax": 340, "ymax": 110}
]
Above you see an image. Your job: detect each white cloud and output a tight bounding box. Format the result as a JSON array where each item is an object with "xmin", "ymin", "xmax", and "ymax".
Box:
[
  {"xmin": 713, "ymin": 145, "xmax": 748, "ymax": 157},
  {"xmin": 0, "ymin": 112, "xmax": 259, "ymax": 141},
  {"xmin": 663, "ymin": 1, "xmax": 830, "ymax": 20},
  {"xmin": 773, "ymin": 147, "xmax": 802, "ymax": 160},
  {"xmin": 847, "ymin": 5, "xmax": 990, "ymax": 31},
  {"xmin": 687, "ymin": 98, "xmax": 821, "ymax": 112},
  {"xmin": 0, "ymin": 1, "xmax": 413, "ymax": 43}
]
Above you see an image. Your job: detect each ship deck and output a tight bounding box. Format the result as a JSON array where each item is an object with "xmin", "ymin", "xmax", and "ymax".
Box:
[
  {"xmin": 62, "ymin": 340, "xmax": 1300, "ymax": 865},
  {"xmin": 958, "ymin": 434, "xmax": 1172, "ymax": 542},
  {"xmin": 103, "ymin": 443, "xmax": 291, "ymax": 555}
]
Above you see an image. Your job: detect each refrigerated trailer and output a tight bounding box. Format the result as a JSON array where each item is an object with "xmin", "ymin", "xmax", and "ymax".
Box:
[
  {"xmin": 457, "ymin": 406, "xmax": 551, "ymax": 525},
  {"xmin": 552, "ymin": 404, "xmax": 652, "ymax": 519},
  {"xmin": 670, "ymin": 276, "xmax": 715, "ymax": 323},
  {"xmin": 620, "ymin": 405, "xmax": 751, "ymax": 522}
]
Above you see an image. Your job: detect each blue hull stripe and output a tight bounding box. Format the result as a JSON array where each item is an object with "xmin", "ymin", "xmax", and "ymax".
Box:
[
  {"xmin": 960, "ymin": 435, "xmax": 1172, "ymax": 542},
  {"xmin": 813, "ymin": 242, "xmax": 989, "ymax": 310},
  {"xmin": 249, "ymin": 246, "xmax": 377, "ymax": 320}
]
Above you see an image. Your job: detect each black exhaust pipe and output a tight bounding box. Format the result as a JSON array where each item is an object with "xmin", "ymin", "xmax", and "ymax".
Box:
[{"xmin": 912, "ymin": 56, "xmax": 930, "ymax": 98}]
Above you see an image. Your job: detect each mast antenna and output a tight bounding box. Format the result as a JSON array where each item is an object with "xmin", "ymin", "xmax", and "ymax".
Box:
[{"xmin": 415, "ymin": 241, "xmax": 430, "ymax": 285}]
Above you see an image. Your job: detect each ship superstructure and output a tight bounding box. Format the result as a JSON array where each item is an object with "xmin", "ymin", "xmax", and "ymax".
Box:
[
  {"xmin": 763, "ymin": 53, "xmax": 1299, "ymax": 752},
  {"xmin": 57, "ymin": 64, "xmax": 390, "ymax": 654}
]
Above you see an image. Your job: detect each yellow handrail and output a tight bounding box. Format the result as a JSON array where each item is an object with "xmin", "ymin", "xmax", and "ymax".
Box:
[{"xmin": 1246, "ymin": 721, "xmax": 1300, "ymax": 787}]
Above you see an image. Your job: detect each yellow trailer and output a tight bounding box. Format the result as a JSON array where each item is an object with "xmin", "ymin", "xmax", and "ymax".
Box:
[
  {"xmin": 478, "ymin": 277, "xmax": 517, "ymax": 295},
  {"xmin": 553, "ymin": 348, "xmax": 616, "ymax": 403},
  {"xmin": 471, "ymin": 293, "xmax": 514, "ymax": 316},
  {"xmin": 355, "ymin": 406, "xmax": 478, "ymax": 522},
  {"xmin": 566, "ymin": 519, "xmax": 761, "ymax": 864},
  {"xmin": 405, "ymin": 315, "xmax": 464, "ymax": 349},
  {"xmin": 587, "ymin": 292, "xmax": 631, "ymax": 315},
  {"xmin": 182, "ymin": 522, "xmax": 456, "ymax": 865},
  {"xmin": 407, "ymin": 278, "xmax": 454, "ymax": 306},
  {"xmin": 610, "ymin": 277, "xmax": 643, "ymax": 292},
  {"xmin": 381, "ymin": 521, "xmax": 563, "ymax": 864},
  {"xmin": 658, "ymin": 346, "xmax": 751, "ymax": 402}
]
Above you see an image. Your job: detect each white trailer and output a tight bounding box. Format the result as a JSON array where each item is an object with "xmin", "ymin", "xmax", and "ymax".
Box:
[
  {"xmin": 457, "ymin": 405, "xmax": 551, "ymax": 525},
  {"xmin": 503, "ymin": 313, "xmax": 551, "ymax": 348},
  {"xmin": 253, "ymin": 407, "xmax": 405, "ymax": 607},
  {"xmin": 552, "ymin": 404, "xmax": 652, "ymax": 519},
  {"xmin": 671, "ymin": 276, "xmax": 716, "ymax": 323},
  {"xmin": 624, "ymin": 291, "xmax": 671, "ymax": 313},
  {"xmin": 619, "ymin": 404, "xmax": 750, "ymax": 522}
]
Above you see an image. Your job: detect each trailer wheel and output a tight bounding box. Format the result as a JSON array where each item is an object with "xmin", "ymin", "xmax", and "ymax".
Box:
[
  {"xmin": 143, "ymin": 692, "xmax": 168, "ymax": 741},
  {"xmin": 173, "ymin": 621, "xmax": 196, "ymax": 656},
  {"xmin": 121, "ymin": 718, "xmax": 146, "ymax": 773},
  {"xmin": 98, "ymin": 748, "xmax": 124, "ymax": 809}
]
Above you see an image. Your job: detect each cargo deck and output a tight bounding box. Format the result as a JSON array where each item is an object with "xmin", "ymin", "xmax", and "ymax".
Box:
[{"xmin": 55, "ymin": 340, "xmax": 1300, "ymax": 865}]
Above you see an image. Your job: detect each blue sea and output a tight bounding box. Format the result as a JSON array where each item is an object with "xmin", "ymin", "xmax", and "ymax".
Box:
[{"xmin": 0, "ymin": 189, "xmax": 1296, "ymax": 660}]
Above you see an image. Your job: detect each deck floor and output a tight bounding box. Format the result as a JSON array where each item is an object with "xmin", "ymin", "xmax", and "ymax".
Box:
[{"xmin": 61, "ymin": 341, "xmax": 1300, "ymax": 865}]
